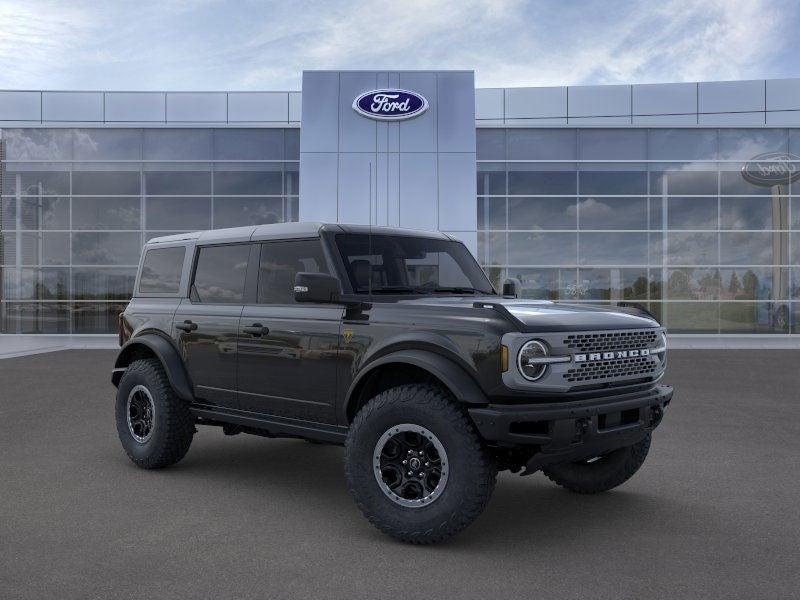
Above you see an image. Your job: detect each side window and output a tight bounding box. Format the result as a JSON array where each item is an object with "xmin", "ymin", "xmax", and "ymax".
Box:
[
  {"xmin": 192, "ymin": 244, "xmax": 250, "ymax": 304},
  {"xmin": 258, "ymin": 239, "xmax": 328, "ymax": 304},
  {"xmin": 139, "ymin": 246, "xmax": 186, "ymax": 294}
]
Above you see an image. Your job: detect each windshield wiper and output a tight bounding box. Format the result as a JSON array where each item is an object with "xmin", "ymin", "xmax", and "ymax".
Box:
[
  {"xmin": 428, "ymin": 287, "xmax": 484, "ymax": 294},
  {"xmin": 365, "ymin": 286, "xmax": 426, "ymax": 294}
]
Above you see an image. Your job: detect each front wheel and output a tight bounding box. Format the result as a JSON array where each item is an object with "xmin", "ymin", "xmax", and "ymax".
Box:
[
  {"xmin": 345, "ymin": 384, "xmax": 497, "ymax": 544},
  {"xmin": 115, "ymin": 358, "xmax": 195, "ymax": 469},
  {"xmin": 542, "ymin": 434, "xmax": 651, "ymax": 494}
]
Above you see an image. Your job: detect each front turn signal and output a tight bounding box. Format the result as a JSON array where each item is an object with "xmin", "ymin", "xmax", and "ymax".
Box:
[{"xmin": 500, "ymin": 345, "xmax": 509, "ymax": 372}]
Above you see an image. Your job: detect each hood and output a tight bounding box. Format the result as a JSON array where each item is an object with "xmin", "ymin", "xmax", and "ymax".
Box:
[{"xmin": 396, "ymin": 296, "xmax": 659, "ymax": 332}]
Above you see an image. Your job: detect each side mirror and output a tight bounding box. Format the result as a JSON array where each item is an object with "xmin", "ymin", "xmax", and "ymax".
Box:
[
  {"xmin": 502, "ymin": 277, "xmax": 521, "ymax": 298},
  {"xmin": 294, "ymin": 272, "xmax": 343, "ymax": 303}
]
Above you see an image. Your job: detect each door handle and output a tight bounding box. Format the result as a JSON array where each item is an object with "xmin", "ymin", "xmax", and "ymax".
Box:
[
  {"xmin": 243, "ymin": 323, "xmax": 269, "ymax": 336},
  {"xmin": 175, "ymin": 320, "xmax": 198, "ymax": 332}
]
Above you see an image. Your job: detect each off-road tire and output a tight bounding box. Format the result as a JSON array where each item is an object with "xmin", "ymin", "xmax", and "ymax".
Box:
[
  {"xmin": 542, "ymin": 434, "xmax": 651, "ymax": 494},
  {"xmin": 115, "ymin": 358, "xmax": 195, "ymax": 469},
  {"xmin": 345, "ymin": 384, "xmax": 497, "ymax": 544}
]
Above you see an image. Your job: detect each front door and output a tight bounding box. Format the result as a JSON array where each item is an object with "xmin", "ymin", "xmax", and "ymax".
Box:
[
  {"xmin": 236, "ymin": 239, "xmax": 343, "ymax": 424},
  {"xmin": 174, "ymin": 242, "xmax": 253, "ymax": 408}
]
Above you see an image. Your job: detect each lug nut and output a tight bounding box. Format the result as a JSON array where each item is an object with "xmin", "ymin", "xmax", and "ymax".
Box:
[{"xmin": 402, "ymin": 460, "xmax": 407, "ymax": 465}]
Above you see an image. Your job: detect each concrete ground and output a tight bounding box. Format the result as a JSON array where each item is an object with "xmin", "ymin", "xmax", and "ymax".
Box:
[{"xmin": 1, "ymin": 350, "xmax": 798, "ymax": 600}]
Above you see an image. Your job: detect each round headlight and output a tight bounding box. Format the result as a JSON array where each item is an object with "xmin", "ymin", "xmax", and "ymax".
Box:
[{"xmin": 517, "ymin": 340, "xmax": 549, "ymax": 381}]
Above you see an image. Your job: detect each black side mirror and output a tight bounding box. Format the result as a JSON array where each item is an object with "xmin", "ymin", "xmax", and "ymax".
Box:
[
  {"xmin": 294, "ymin": 272, "xmax": 342, "ymax": 303},
  {"xmin": 502, "ymin": 277, "xmax": 521, "ymax": 298}
]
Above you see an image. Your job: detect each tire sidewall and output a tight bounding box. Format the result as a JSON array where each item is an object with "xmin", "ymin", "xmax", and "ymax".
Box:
[{"xmin": 115, "ymin": 364, "xmax": 172, "ymax": 462}]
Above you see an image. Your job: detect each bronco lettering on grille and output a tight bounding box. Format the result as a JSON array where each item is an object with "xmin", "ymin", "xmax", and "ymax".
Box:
[{"xmin": 574, "ymin": 348, "xmax": 651, "ymax": 362}]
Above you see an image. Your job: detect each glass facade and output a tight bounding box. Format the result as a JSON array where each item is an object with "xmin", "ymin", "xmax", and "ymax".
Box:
[
  {"xmin": 0, "ymin": 128, "xmax": 299, "ymax": 333},
  {"xmin": 477, "ymin": 128, "xmax": 800, "ymax": 334}
]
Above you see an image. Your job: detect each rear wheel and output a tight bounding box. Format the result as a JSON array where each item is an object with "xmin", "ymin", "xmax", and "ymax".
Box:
[
  {"xmin": 115, "ymin": 358, "xmax": 195, "ymax": 469},
  {"xmin": 345, "ymin": 384, "xmax": 496, "ymax": 544},
  {"xmin": 542, "ymin": 434, "xmax": 651, "ymax": 494}
]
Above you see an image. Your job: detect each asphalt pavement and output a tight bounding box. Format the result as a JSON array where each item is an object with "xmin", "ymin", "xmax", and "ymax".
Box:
[{"xmin": 1, "ymin": 349, "xmax": 798, "ymax": 599}]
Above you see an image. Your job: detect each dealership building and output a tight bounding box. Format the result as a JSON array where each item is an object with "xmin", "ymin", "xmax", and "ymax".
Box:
[{"xmin": 1, "ymin": 70, "xmax": 799, "ymax": 345}]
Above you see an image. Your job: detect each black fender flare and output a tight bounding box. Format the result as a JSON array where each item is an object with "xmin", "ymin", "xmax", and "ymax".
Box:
[
  {"xmin": 343, "ymin": 349, "xmax": 488, "ymax": 422},
  {"xmin": 112, "ymin": 334, "xmax": 194, "ymax": 401}
]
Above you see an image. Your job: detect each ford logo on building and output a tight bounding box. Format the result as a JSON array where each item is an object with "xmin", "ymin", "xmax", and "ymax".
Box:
[
  {"xmin": 741, "ymin": 152, "xmax": 800, "ymax": 187},
  {"xmin": 352, "ymin": 89, "xmax": 428, "ymax": 121}
]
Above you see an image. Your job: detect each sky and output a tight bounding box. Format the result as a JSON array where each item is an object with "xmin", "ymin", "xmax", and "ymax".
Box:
[{"xmin": 0, "ymin": 0, "xmax": 797, "ymax": 91}]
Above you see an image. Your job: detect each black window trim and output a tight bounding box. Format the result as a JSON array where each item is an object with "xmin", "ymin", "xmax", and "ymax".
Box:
[
  {"xmin": 135, "ymin": 244, "xmax": 188, "ymax": 298},
  {"xmin": 250, "ymin": 236, "xmax": 333, "ymax": 307},
  {"xmin": 188, "ymin": 241, "xmax": 255, "ymax": 306}
]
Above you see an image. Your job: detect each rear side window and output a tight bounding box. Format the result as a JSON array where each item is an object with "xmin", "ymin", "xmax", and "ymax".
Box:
[
  {"xmin": 258, "ymin": 239, "xmax": 328, "ymax": 304},
  {"xmin": 139, "ymin": 246, "xmax": 186, "ymax": 294},
  {"xmin": 192, "ymin": 244, "xmax": 250, "ymax": 304}
]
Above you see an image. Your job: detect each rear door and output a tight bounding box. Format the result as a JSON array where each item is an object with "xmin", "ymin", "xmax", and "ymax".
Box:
[
  {"xmin": 236, "ymin": 238, "xmax": 343, "ymax": 424},
  {"xmin": 173, "ymin": 243, "xmax": 255, "ymax": 408}
]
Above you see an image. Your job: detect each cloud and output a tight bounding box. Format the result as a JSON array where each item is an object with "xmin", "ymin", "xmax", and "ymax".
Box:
[{"xmin": 0, "ymin": 0, "xmax": 794, "ymax": 91}]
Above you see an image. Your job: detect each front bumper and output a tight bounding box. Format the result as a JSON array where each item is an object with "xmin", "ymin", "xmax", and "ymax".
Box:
[{"xmin": 469, "ymin": 384, "xmax": 673, "ymax": 473}]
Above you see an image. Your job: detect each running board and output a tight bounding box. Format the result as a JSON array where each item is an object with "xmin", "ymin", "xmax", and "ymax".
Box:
[{"xmin": 189, "ymin": 403, "xmax": 348, "ymax": 444}]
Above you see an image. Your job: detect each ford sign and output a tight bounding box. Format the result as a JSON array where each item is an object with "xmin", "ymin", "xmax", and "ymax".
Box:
[
  {"xmin": 352, "ymin": 89, "xmax": 428, "ymax": 121},
  {"xmin": 741, "ymin": 152, "xmax": 800, "ymax": 187}
]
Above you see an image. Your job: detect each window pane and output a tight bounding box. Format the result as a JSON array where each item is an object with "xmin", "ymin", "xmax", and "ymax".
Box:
[
  {"xmin": 477, "ymin": 197, "xmax": 506, "ymax": 230},
  {"xmin": 2, "ymin": 267, "xmax": 69, "ymax": 300},
  {"xmin": 20, "ymin": 232, "xmax": 70, "ymax": 265},
  {"xmin": 667, "ymin": 233, "xmax": 718, "ymax": 265},
  {"xmin": 579, "ymin": 171, "xmax": 647, "ymax": 195},
  {"xmin": 72, "ymin": 171, "xmax": 140, "ymax": 195},
  {"xmin": 73, "ymin": 267, "xmax": 137, "ymax": 300},
  {"xmin": 649, "ymin": 170, "xmax": 717, "ymax": 195},
  {"xmin": 577, "ymin": 268, "xmax": 649, "ymax": 301},
  {"xmin": 578, "ymin": 197, "xmax": 647, "ymax": 230},
  {"xmin": 667, "ymin": 197, "xmax": 718, "ymax": 230},
  {"xmin": 477, "ymin": 232, "xmax": 506, "ymax": 265},
  {"xmin": 143, "ymin": 129, "xmax": 213, "ymax": 160},
  {"xmin": 720, "ymin": 197, "xmax": 784, "ymax": 230},
  {"xmin": 720, "ymin": 169, "xmax": 777, "ymax": 195},
  {"xmin": 579, "ymin": 233, "xmax": 648, "ymax": 265},
  {"xmin": 284, "ymin": 163, "xmax": 299, "ymax": 196},
  {"xmin": 719, "ymin": 267, "xmax": 785, "ymax": 301},
  {"xmin": 213, "ymin": 170, "xmax": 282, "ymax": 195},
  {"xmin": 72, "ymin": 197, "xmax": 140, "ymax": 230},
  {"xmin": 477, "ymin": 129, "xmax": 506, "ymax": 160},
  {"xmin": 508, "ymin": 170, "xmax": 576, "ymax": 195},
  {"xmin": 145, "ymin": 197, "xmax": 211, "ymax": 230},
  {"xmin": 579, "ymin": 129, "xmax": 646, "ymax": 160},
  {"xmin": 213, "ymin": 197, "xmax": 283, "ymax": 228},
  {"xmin": 1, "ymin": 302, "xmax": 71, "ymax": 333},
  {"xmin": 666, "ymin": 268, "xmax": 720, "ymax": 300},
  {"xmin": 72, "ymin": 302, "xmax": 128, "ymax": 334},
  {"xmin": 508, "ymin": 197, "xmax": 576, "ymax": 230},
  {"xmin": 477, "ymin": 164, "xmax": 505, "ymax": 195},
  {"xmin": 720, "ymin": 232, "xmax": 778, "ymax": 265},
  {"xmin": 192, "ymin": 244, "xmax": 250, "ymax": 303},
  {"xmin": 19, "ymin": 197, "xmax": 70, "ymax": 230},
  {"xmin": 138, "ymin": 247, "xmax": 185, "ymax": 294},
  {"xmin": 214, "ymin": 129, "xmax": 284, "ymax": 160},
  {"xmin": 718, "ymin": 129, "xmax": 788, "ymax": 160},
  {"xmin": 648, "ymin": 129, "xmax": 717, "ymax": 161},
  {"xmin": 144, "ymin": 171, "xmax": 211, "ymax": 195},
  {"xmin": 4, "ymin": 170, "xmax": 70, "ymax": 196},
  {"xmin": 507, "ymin": 129, "xmax": 575, "ymax": 160},
  {"xmin": 665, "ymin": 302, "xmax": 719, "ymax": 333},
  {"xmin": 258, "ymin": 240, "xmax": 327, "ymax": 304},
  {"xmin": 285, "ymin": 129, "xmax": 300, "ymax": 159},
  {"xmin": 3, "ymin": 129, "xmax": 73, "ymax": 160},
  {"xmin": 508, "ymin": 268, "xmax": 577, "ymax": 300},
  {"xmin": 719, "ymin": 302, "xmax": 779, "ymax": 333},
  {"xmin": 72, "ymin": 232, "xmax": 141, "ymax": 266},
  {"xmin": 73, "ymin": 129, "xmax": 142, "ymax": 160},
  {"xmin": 509, "ymin": 232, "xmax": 576, "ymax": 265}
]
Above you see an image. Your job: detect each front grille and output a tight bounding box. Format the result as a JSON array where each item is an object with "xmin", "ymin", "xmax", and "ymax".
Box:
[
  {"xmin": 563, "ymin": 329, "xmax": 659, "ymax": 353},
  {"xmin": 563, "ymin": 355, "xmax": 658, "ymax": 383}
]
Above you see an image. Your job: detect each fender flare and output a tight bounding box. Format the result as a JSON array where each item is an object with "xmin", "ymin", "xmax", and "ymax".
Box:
[
  {"xmin": 112, "ymin": 334, "xmax": 194, "ymax": 401},
  {"xmin": 344, "ymin": 349, "xmax": 488, "ymax": 421}
]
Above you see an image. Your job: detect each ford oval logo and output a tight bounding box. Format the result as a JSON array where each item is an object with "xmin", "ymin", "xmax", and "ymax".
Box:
[
  {"xmin": 742, "ymin": 152, "xmax": 800, "ymax": 187},
  {"xmin": 352, "ymin": 89, "xmax": 428, "ymax": 121}
]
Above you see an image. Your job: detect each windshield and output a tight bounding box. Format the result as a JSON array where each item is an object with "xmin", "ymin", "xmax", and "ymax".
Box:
[{"xmin": 335, "ymin": 233, "xmax": 496, "ymax": 295}]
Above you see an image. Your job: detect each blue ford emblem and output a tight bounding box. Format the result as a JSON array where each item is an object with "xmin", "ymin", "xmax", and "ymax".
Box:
[
  {"xmin": 352, "ymin": 89, "xmax": 428, "ymax": 121},
  {"xmin": 742, "ymin": 152, "xmax": 800, "ymax": 186}
]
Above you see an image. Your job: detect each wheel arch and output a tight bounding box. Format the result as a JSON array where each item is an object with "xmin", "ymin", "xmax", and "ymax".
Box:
[
  {"xmin": 112, "ymin": 333, "xmax": 194, "ymax": 402},
  {"xmin": 343, "ymin": 349, "xmax": 488, "ymax": 423}
]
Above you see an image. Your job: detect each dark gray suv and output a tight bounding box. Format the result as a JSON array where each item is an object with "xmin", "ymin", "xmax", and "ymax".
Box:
[{"xmin": 113, "ymin": 222, "xmax": 672, "ymax": 544}]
